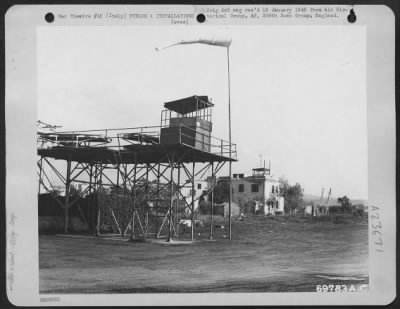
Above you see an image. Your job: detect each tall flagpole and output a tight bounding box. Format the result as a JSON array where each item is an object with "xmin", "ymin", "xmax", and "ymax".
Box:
[
  {"xmin": 227, "ymin": 47, "xmax": 232, "ymax": 239},
  {"xmin": 156, "ymin": 38, "xmax": 233, "ymax": 238}
]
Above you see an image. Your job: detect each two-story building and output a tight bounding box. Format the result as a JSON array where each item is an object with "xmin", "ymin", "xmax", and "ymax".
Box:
[{"xmin": 215, "ymin": 167, "xmax": 285, "ymax": 215}]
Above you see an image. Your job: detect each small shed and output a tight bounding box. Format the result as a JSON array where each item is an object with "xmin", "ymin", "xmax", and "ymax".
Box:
[{"xmin": 214, "ymin": 201, "xmax": 240, "ymax": 218}]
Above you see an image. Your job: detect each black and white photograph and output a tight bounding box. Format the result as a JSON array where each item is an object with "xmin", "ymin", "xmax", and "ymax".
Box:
[{"xmin": 5, "ymin": 4, "xmax": 396, "ymax": 306}]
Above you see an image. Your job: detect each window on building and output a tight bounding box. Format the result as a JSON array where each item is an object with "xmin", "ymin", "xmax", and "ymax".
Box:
[
  {"xmin": 238, "ymin": 184, "xmax": 244, "ymax": 192},
  {"xmin": 251, "ymin": 184, "xmax": 259, "ymax": 193},
  {"xmin": 197, "ymin": 183, "xmax": 202, "ymax": 189}
]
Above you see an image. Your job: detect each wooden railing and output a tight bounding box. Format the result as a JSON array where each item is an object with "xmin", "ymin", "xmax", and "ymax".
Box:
[{"xmin": 37, "ymin": 124, "xmax": 237, "ymax": 160}]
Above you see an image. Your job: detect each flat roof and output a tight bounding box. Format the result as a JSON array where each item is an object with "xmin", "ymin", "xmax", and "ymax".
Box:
[
  {"xmin": 164, "ymin": 95, "xmax": 213, "ymax": 114},
  {"xmin": 38, "ymin": 144, "xmax": 236, "ymax": 164},
  {"xmin": 253, "ymin": 167, "xmax": 270, "ymax": 171},
  {"xmin": 38, "ymin": 132, "xmax": 111, "ymax": 143}
]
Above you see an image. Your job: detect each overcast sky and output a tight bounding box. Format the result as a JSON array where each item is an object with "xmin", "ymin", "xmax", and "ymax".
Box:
[{"xmin": 37, "ymin": 25, "xmax": 367, "ymax": 199}]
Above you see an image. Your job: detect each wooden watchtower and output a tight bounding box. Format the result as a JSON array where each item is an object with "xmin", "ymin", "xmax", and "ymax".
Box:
[{"xmin": 160, "ymin": 95, "xmax": 213, "ymax": 152}]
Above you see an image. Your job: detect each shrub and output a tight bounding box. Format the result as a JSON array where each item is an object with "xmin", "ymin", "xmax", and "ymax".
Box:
[
  {"xmin": 199, "ymin": 200, "xmax": 210, "ymax": 214},
  {"xmin": 328, "ymin": 205, "xmax": 343, "ymax": 214},
  {"xmin": 244, "ymin": 200, "xmax": 256, "ymax": 214},
  {"xmin": 331, "ymin": 215, "xmax": 348, "ymax": 224},
  {"xmin": 352, "ymin": 207, "xmax": 366, "ymax": 218},
  {"xmin": 255, "ymin": 209, "xmax": 263, "ymax": 215}
]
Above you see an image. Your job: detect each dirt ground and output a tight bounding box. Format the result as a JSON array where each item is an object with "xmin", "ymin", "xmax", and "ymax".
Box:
[{"xmin": 39, "ymin": 215, "xmax": 368, "ymax": 293}]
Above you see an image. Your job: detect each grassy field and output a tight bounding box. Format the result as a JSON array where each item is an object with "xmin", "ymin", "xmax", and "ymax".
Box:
[{"xmin": 39, "ymin": 215, "xmax": 368, "ymax": 293}]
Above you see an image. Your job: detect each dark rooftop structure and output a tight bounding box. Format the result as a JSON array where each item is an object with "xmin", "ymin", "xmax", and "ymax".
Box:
[
  {"xmin": 252, "ymin": 167, "xmax": 271, "ymax": 177},
  {"xmin": 163, "ymin": 95, "xmax": 213, "ymax": 115}
]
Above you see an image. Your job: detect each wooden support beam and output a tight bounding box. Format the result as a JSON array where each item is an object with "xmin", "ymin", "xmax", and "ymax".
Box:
[
  {"xmin": 209, "ymin": 162, "xmax": 214, "ymax": 240},
  {"xmin": 167, "ymin": 152, "xmax": 175, "ymax": 242},
  {"xmin": 96, "ymin": 164, "xmax": 103, "ymax": 237},
  {"xmin": 64, "ymin": 158, "xmax": 72, "ymax": 234},
  {"xmin": 191, "ymin": 162, "xmax": 195, "ymax": 241},
  {"xmin": 110, "ymin": 207, "xmax": 122, "ymax": 235},
  {"xmin": 145, "ymin": 164, "xmax": 149, "ymax": 234},
  {"xmin": 155, "ymin": 163, "xmax": 160, "ymax": 238},
  {"xmin": 175, "ymin": 162, "xmax": 180, "ymax": 236},
  {"xmin": 38, "ymin": 157, "xmax": 43, "ymax": 194},
  {"xmin": 130, "ymin": 155, "xmax": 137, "ymax": 241}
]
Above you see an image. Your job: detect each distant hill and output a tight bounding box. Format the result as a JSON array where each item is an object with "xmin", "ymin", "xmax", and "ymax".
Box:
[{"xmin": 302, "ymin": 193, "xmax": 367, "ymax": 206}]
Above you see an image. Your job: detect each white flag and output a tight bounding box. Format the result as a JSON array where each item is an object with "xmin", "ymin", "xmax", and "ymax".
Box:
[{"xmin": 156, "ymin": 38, "xmax": 232, "ymax": 51}]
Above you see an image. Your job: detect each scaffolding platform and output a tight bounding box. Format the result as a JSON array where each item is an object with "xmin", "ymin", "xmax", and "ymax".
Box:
[
  {"xmin": 38, "ymin": 143, "xmax": 236, "ymax": 165},
  {"xmin": 37, "ymin": 95, "xmax": 236, "ymax": 241}
]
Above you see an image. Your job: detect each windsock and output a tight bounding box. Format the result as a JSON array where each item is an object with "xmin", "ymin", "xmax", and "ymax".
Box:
[{"xmin": 155, "ymin": 38, "xmax": 232, "ymax": 51}]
